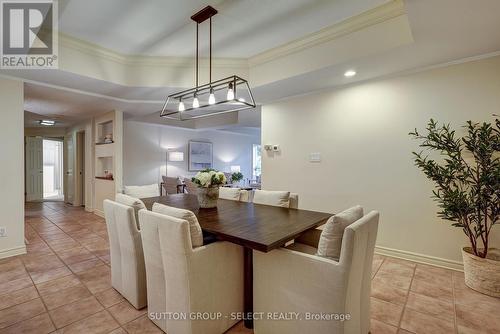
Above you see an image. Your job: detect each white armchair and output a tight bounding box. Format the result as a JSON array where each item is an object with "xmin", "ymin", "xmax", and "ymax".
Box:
[
  {"xmin": 139, "ymin": 209, "xmax": 244, "ymax": 334},
  {"xmin": 253, "ymin": 211, "xmax": 379, "ymax": 334},
  {"xmin": 103, "ymin": 199, "xmax": 147, "ymax": 309}
]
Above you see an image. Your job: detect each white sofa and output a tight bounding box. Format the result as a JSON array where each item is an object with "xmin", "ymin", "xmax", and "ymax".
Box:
[
  {"xmin": 103, "ymin": 199, "xmax": 147, "ymax": 309},
  {"xmin": 138, "ymin": 209, "xmax": 244, "ymax": 334},
  {"xmin": 253, "ymin": 211, "xmax": 379, "ymax": 334}
]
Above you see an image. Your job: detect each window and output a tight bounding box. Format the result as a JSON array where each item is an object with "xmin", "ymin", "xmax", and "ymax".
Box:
[{"xmin": 252, "ymin": 144, "xmax": 261, "ymax": 180}]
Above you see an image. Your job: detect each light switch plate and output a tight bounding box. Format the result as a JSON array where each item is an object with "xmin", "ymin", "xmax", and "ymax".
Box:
[
  {"xmin": 0, "ymin": 227, "xmax": 6, "ymax": 237},
  {"xmin": 309, "ymin": 152, "xmax": 321, "ymax": 162}
]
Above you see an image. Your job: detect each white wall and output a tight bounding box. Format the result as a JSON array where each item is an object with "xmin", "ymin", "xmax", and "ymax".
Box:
[
  {"xmin": 123, "ymin": 121, "xmax": 260, "ymax": 187},
  {"xmin": 0, "ymin": 78, "xmax": 25, "ymax": 258},
  {"xmin": 262, "ymin": 55, "xmax": 500, "ymax": 267}
]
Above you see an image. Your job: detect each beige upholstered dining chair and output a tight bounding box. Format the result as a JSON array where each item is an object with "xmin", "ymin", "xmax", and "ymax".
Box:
[
  {"xmin": 139, "ymin": 209, "xmax": 244, "ymax": 334},
  {"xmin": 162, "ymin": 176, "xmax": 179, "ymax": 195},
  {"xmin": 253, "ymin": 190, "xmax": 299, "ymax": 208},
  {"xmin": 218, "ymin": 187, "xmax": 250, "ymax": 202},
  {"xmin": 183, "ymin": 178, "xmax": 198, "ymax": 194},
  {"xmin": 123, "ymin": 183, "xmax": 160, "ymax": 198},
  {"xmin": 103, "ymin": 199, "xmax": 147, "ymax": 309},
  {"xmin": 253, "ymin": 211, "xmax": 379, "ymax": 334}
]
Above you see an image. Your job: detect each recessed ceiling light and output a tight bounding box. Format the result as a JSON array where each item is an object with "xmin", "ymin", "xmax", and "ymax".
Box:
[
  {"xmin": 39, "ymin": 120, "xmax": 55, "ymax": 126},
  {"xmin": 344, "ymin": 70, "xmax": 356, "ymax": 77}
]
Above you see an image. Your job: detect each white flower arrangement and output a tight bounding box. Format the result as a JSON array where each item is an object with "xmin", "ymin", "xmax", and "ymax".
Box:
[{"xmin": 192, "ymin": 169, "xmax": 227, "ymax": 188}]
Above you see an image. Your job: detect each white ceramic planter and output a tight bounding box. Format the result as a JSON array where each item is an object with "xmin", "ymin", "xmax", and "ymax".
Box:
[{"xmin": 197, "ymin": 187, "xmax": 219, "ymax": 208}]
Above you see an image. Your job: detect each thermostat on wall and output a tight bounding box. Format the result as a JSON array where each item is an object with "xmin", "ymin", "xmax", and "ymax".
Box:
[{"xmin": 309, "ymin": 152, "xmax": 321, "ymax": 162}]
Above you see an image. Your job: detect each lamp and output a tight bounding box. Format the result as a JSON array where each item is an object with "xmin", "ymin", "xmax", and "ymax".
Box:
[
  {"xmin": 166, "ymin": 150, "xmax": 184, "ymax": 180},
  {"xmin": 230, "ymin": 165, "xmax": 241, "ymax": 173},
  {"xmin": 168, "ymin": 151, "xmax": 184, "ymax": 162},
  {"xmin": 160, "ymin": 6, "xmax": 256, "ymax": 120}
]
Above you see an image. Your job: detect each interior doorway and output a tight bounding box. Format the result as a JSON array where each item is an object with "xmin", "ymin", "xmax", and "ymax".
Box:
[{"xmin": 43, "ymin": 139, "xmax": 64, "ymax": 201}]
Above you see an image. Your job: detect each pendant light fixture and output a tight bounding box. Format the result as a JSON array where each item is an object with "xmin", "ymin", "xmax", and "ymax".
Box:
[{"xmin": 161, "ymin": 6, "xmax": 256, "ymax": 120}]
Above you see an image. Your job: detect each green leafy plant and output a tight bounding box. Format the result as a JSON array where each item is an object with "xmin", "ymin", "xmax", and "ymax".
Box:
[
  {"xmin": 231, "ymin": 172, "xmax": 243, "ymax": 183},
  {"xmin": 410, "ymin": 119, "xmax": 500, "ymax": 258}
]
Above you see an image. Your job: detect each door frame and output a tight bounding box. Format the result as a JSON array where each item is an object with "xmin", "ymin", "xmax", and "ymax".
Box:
[{"xmin": 65, "ymin": 123, "xmax": 94, "ymax": 211}]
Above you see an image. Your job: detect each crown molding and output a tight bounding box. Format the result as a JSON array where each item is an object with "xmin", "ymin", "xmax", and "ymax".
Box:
[
  {"xmin": 56, "ymin": 1, "xmax": 405, "ymax": 71},
  {"xmin": 248, "ymin": 0, "xmax": 406, "ymax": 67},
  {"xmin": 58, "ymin": 33, "xmax": 248, "ymax": 68}
]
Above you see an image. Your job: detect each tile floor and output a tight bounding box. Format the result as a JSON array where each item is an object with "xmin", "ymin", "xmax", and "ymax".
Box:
[{"xmin": 0, "ymin": 202, "xmax": 498, "ymax": 334}]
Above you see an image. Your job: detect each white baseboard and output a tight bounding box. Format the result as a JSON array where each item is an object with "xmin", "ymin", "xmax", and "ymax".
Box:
[
  {"xmin": 0, "ymin": 245, "xmax": 27, "ymax": 259},
  {"xmin": 375, "ymin": 245, "xmax": 464, "ymax": 272},
  {"xmin": 93, "ymin": 209, "xmax": 104, "ymax": 218}
]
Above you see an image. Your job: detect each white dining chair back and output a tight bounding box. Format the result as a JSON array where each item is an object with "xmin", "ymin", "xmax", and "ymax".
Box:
[
  {"xmin": 103, "ymin": 199, "xmax": 147, "ymax": 309},
  {"xmin": 253, "ymin": 211, "xmax": 379, "ymax": 334},
  {"xmin": 139, "ymin": 209, "xmax": 244, "ymax": 334}
]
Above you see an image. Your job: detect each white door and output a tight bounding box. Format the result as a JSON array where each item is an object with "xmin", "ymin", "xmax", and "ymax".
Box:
[
  {"xmin": 66, "ymin": 136, "xmax": 75, "ymax": 204},
  {"xmin": 26, "ymin": 137, "xmax": 43, "ymax": 201}
]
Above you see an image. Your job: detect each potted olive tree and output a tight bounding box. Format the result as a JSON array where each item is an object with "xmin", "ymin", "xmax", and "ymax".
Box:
[{"xmin": 410, "ymin": 119, "xmax": 499, "ymax": 297}]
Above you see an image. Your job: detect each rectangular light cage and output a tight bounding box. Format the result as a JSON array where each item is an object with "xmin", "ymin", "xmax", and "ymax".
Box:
[{"xmin": 160, "ymin": 75, "xmax": 256, "ymax": 121}]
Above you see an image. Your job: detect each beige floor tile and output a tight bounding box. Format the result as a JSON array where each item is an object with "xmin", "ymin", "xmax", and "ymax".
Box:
[
  {"xmin": 107, "ymin": 301, "xmax": 147, "ymax": 325},
  {"xmin": 370, "ymin": 319, "xmax": 398, "ymax": 334},
  {"xmin": 57, "ymin": 247, "xmax": 97, "ymax": 265},
  {"xmin": 107, "ymin": 327, "xmax": 127, "ymax": 334},
  {"xmin": 373, "ymin": 271, "xmax": 413, "ymax": 290},
  {"xmin": 41, "ymin": 285, "xmax": 92, "ymax": 310},
  {"xmin": 0, "ymin": 260, "xmax": 27, "ymax": 284},
  {"xmin": 0, "ymin": 275, "xmax": 33, "ymax": 294},
  {"xmin": 78, "ymin": 265, "xmax": 112, "ymax": 294},
  {"xmin": 455, "ymin": 304, "xmax": 500, "ymax": 334},
  {"xmin": 22, "ymin": 254, "xmax": 65, "ymax": 273},
  {"xmin": 453, "ymin": 272, "xmax": 500, "ymax": 314},
  {"xmin": 0, "ymin": 286, "xmax": 39, "ymax": 310},
  {"xmin": 405, "ymin": 292, "xmax": 454, "ymax": 321},
  {"xmin": 36, "ymin": 274, "xmax": 82, "ymax": 296},
  {"xmin": 29, "ymin": 265, "xmax": 73, "ymax": 285},
  {"xmin": 56, "ymin": 310, "xmax": 119, "ymax": 334},
  {"xmin": 94, "ymin": 288, "xmax": 125, "ymax": 308},
  {"xmin": 49, "ymin": 296, "xmax": 104, "ymax": 328},
  {"xmin": 400, "ymin": 308, "xmax": 455, "ymax": 334},
  {"xmin": 67, "ymin": 258, "xmax": 105, "ymax": 274},
  {"xmin": 0, "ymin": 298, "xmax": 46, "ymax": 329},
  {"xmin": 0, "ymin": 313, "xmax": 55, "ymax": 334},
  {"xmin": 410, "ymin": 277, "xmax": 453, "ymax": 302},
  {"xmin": 122, "ymin": 315, "xmax": 162, "ymax": 334},
  {"xmin": 370, "ymin": 297, "xmax": 404, "ymax": 327},
  {"xmin": 378, "ymin": 260, "xmax": 415, "ymax": 277},
  {"xmin": 371, "ymin": 279, "xmax": 408, "ymax": 305}
]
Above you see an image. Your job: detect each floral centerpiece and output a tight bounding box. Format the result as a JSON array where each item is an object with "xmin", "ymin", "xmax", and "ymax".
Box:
[{"xmin": 192, "ymin": 169, "xmax": 226, "ymax": 208}]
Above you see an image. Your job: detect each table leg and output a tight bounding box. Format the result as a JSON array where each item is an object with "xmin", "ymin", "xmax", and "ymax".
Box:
[{"xmin": 243, "ymin": 247, "xmax": 253, "ymax": 329}]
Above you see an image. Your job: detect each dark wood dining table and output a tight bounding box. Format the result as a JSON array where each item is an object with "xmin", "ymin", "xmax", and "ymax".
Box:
[{"xmin": 141, "ymin": 193, "xmax": 332, "ymax": 328}]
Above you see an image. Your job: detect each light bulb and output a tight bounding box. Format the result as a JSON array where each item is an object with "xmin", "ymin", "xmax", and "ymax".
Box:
[
  {"xmin": 227, "ymin": 83, "xmax": 234, "ymax": 100},
  {"xmin": 227, "ymin": 88, "xmax": 234, "ymax": 100},
  {"xmin": 178, "ymin": 100, "xmax": 185, "ymax": 112},
  {"xmin": 208, "ymin": 88, "xmax": 215, "ymax": 105},
  {"xmin": 193, "ymin": 96, "xmax": 199, "ymax": 108}
]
